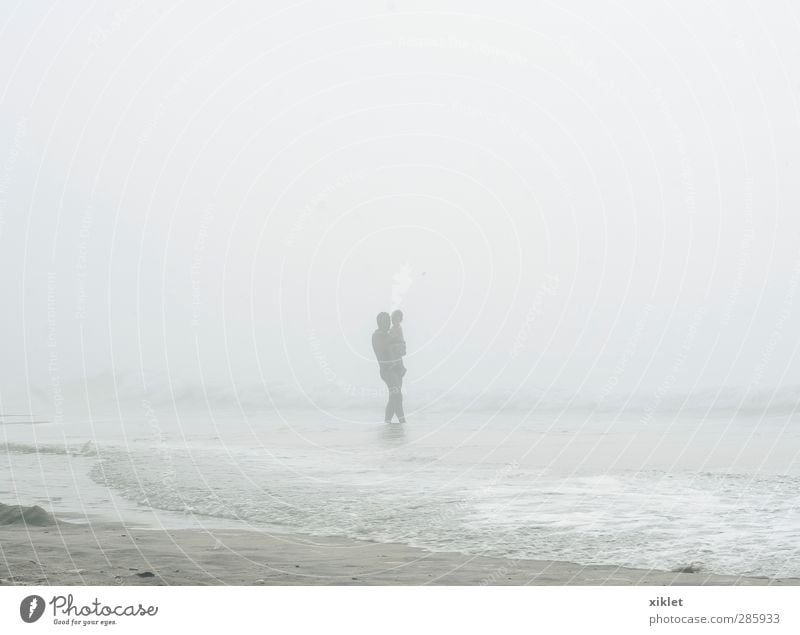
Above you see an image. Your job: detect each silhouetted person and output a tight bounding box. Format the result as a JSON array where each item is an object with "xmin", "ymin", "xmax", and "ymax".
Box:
[
  {"xmin": 372, "ymin": 311, "xmax": 405, "ymax": 423},
  {"xmin": 389, "ymin": 309, "xmax": 406, "ymax": 377}
]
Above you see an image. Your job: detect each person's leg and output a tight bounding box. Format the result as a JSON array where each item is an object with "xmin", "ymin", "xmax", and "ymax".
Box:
[
  {"xmin": 380, "ymin": 367, "xmax": 394, "ymax": 422},
  {"xmin": 394, "ymin": 386, "xmax": 405, "ymax": 423},
  {"xmin": 382, "ymin": 367, "xmax": 405, "ymax": 424},
  {"xmin": 392, "ymin": 374, "xmax": 405, "ymax": 423},
  {"xmin": 384, "ymin": 388, "xmax": 395, "ymax": 423}
]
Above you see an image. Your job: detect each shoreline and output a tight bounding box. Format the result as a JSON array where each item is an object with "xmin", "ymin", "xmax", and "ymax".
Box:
[{"xmin": 1, "ymin": 520, "xmax": 797, "ymax": 586}]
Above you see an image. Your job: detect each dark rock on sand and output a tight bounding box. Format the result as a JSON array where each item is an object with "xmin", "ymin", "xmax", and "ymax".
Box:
[
  {"xmin": 135, "ymin": 571, "xmax": 155, "ymax": 578},
  {"xmin": 0, "ymin": 503, "xmax": 58, "ymax": 526},
  {"xmin": 671, "ymin": 562, "xmax": 703, "ymax": 574}
]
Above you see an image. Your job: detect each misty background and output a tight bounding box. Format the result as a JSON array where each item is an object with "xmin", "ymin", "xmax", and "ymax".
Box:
[{"xmin": 1, "ymin": 0, "xmax": 799, "ymax": 418}]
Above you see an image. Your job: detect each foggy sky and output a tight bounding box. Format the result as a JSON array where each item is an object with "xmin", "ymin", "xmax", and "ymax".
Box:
[{"xmin": 1, "ymin": 0, "xmax": 799, "ymax": 415}]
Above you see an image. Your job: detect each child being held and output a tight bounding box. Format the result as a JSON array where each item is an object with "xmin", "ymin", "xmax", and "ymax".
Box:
[{"xmin": 389, "ymin": 309, "xmax": 407, "ymax": 376}]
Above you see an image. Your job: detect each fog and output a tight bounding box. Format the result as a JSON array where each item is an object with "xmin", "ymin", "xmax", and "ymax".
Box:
[{"xmin": 1, "ymin": 1, "xmax": 799, "ymax": 416}]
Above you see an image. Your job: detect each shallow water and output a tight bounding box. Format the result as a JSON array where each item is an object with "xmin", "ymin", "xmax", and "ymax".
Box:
[{"xmin": 2, "ymin": 408, "xmax": 799, "ymax": 577}]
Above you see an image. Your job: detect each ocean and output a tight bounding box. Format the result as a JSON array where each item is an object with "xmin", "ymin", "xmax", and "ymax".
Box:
[{"xmin": 2, "ymin": 407, "xmax": 798, "ymax": 578}]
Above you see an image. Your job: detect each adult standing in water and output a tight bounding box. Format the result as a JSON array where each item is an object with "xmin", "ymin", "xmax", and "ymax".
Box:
[{"xmin": 372, "ymin": 311, "xmax": 406, "ymax": 423}]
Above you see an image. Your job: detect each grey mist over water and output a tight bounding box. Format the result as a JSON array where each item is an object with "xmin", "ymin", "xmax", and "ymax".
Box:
[{"xmin": 0, "ymin": 1, "xmax": 799, "ymax": 417}]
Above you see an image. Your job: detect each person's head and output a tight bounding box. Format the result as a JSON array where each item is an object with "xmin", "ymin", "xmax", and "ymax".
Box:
[
  {"xmin": 391, "ymin": 309, "xmax": 403, "ymax": 325},
  {"xmin": 376, "ymin": 312, "xmax": 391, "ymax": 330}
]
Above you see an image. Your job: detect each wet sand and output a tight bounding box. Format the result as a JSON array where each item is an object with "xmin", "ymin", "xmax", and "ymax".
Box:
[{"xmin": 1, "ymin": 522, "xmax": 797, "ymax": 586}]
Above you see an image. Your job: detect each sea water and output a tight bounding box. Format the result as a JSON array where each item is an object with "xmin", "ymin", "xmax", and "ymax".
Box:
[{"xmin": 2, "ymin": 407, "xmax": 798, "ymax": 578}]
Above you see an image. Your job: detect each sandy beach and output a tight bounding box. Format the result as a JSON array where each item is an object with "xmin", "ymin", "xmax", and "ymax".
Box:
[{"xmin": 1, "ymin": 518, "xmax": 797, "ymax": 586}]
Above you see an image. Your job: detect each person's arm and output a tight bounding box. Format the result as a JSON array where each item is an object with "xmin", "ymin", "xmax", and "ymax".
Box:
[
  {"xmin": 372, "ymin": 331, "xmax": 385, "ymax": 362},
  {"xmin": 373, "ymin": 330, "xmax": 392, "ymax": 363}
]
